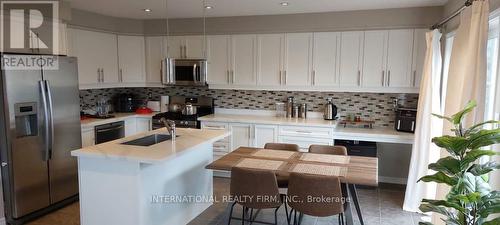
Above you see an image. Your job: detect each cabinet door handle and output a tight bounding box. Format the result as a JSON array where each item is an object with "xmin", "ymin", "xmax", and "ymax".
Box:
[
  {"xmin": 312, "ymin": 70, "xmax": 316, "ymax": 85},
  {"xmin": 279, "ymin": 71, "xmax": 283, "ymax": 85},
  {"xmin": 295, "ymin": 130, "xmax": 313, "ymax": 134},
  {"xmin": 102, "ymin": 68, "xmax": 105, "ymax": 82},
  {"xmin": 413, "ymin": 71, "xmax": 417, "ymax": 87},
  {"xmin": 387, "ymin": 70, "xmax": 391, "ymax": 86},
  {"xmin": 231, "ymin": 70, "xmax": 235, "ymax": 84},
  {"xmin": 119, "ymin": 69, "xmax": 123, "ymax": 82},
  {"xmin": 227, "ymin": 70, "xmax": 230, "ymax": 83},
  {"xmin": 284, "ymin": 70, "xmax": 287, "ymax": 85},
  {"xmin": 97, "ymin": 68, "xmax": 101, "ymax": 82},
  {"xmin": 381, "ymin": 71, "xmax": 385, "ymax": 86},
  {"xmin": 183, "ymin": 46, "xmax": 187, "ymax": 58},
  {"xmin": 180, "ymin": 46, "xmax": 183, "ymax": 58},
  {"xmin": 358, "ymin": 70, "xmax": 361, "ymax": 86}
]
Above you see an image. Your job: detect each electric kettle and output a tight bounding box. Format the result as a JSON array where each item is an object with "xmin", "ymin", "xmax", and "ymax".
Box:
[{"xmin": 323, "ymin": 98, "xmax": 337, "ymax": 120}]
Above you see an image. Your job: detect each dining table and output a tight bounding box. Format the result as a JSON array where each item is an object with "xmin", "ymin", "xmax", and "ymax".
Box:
[{"xmin": 205, "ymin": 147, "xmax": 379, "ymax": 225}]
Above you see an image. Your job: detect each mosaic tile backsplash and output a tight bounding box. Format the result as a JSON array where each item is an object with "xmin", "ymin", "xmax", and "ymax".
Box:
[{"xmin": 80, "ymin": 87, "xmax": 418, "ymax": 127}]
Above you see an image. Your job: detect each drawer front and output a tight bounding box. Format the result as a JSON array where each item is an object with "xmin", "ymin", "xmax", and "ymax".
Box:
[
  {"xmin": 278, "ymin": 125, "xmax": 334, "ymax": 139},
  {"xmin": 202, "ymin": 122, "xmax": 229, "ymax": 130},
  {"xmin": 213, "ymin": 141, "xmax": 230, "ymax": 153},
  {"xmin": 278, "ymin": 136, "xmax": 334, "ymax": 152},
  {"xmin": 203, "ymin": 122, "xmax": 231, "ymax": 142}
]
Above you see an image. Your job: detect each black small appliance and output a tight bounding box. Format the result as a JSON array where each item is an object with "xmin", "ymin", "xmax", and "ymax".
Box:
[
  {"xmin": 114, "ymin": 94, "xmax": 141, "ymax": 113},
  {"xmin": 395, "ymin": 108, "xmax": 417, "ymax": 133}
]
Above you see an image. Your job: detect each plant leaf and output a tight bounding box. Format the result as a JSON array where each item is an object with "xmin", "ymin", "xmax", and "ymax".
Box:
[
  {"xmin": 467, "ymin": 128, "xmax": 500, "ymax": 150},
  {"xmin": 432, "ymin": 113, "xmax": 453, "ymax": 122},
  {"xmin": 450, "ymin": 100, "xmax": 477, "ymax": 125},
  {"xmin": 432, "ymin": 136, "xmax": 468, "ymax": 156},
  {"xmin": 464, "ymin": 120, "xmax": 500, "ymax": 136},
  {"xmin": 428, "ymin": 156, "xmax": 461, "ymax": 176},
  {"xmin": 478, "ymin": 191, "xmax": 500, "ymax": 218},
  {"xmin": 483, "ymin": 217, "xmax": 500, "ymax": 225},
  {"xmin": 462, "ymin": 150, "xmax": 497, "ymax": 167},
  {"xmin": 419, "ymin": 172, "xmax": 458, "ymax": 186},
  {"xmin": 468, "ymin": 162, "xmax": 500, "ymax": 176},
  {"xmin": 421, "ymin": 199, "xmax": 465, "ymax": 213},
  {"xmin": 418, "ymin": 222, "xmax": 434, "ymax": 225},
  {"xmin": 461, "ymin": 172, "xmax": 491, "ymax": 196}
]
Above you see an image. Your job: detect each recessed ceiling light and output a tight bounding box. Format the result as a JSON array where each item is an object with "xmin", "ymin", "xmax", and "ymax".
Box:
[
  {"xmin": 280, "ymin": 2, "xmax": 289, "ymax": 6},
  {"xmin": 143, "ymin": 8, "xmax": 152, "ymax": 12},
  {"xmin": 204, "ymin": 5, "xmax": 213, "ymax": 9}
]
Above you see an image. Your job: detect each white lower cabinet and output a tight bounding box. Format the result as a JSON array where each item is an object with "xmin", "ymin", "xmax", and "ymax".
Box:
[
  {"xmin": 136, "ymin": 118, "xmax": 152, "ymax": 133},
  {"xmin": 124, "ymin": 118, "xmax": 137, "ymax": 136},
  {"xmin": 229, "ymin": 123, "xmax": 253, "ymax": 150},
  {"xmin": 201, "ymin": 121, "xmax": 335, "ymax": 175},
  {"xmin": 81, "ymin": 128, "xmax": 95, "ymax": 147},
  {"xmin": 254, "ymin": 125, "xmax": 278, "ymax": 148}
]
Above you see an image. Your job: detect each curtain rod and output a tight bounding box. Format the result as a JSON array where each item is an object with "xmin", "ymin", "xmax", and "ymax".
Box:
[{"xmin": 430, "ymin": 0, "xmax": 473, "ymax": 30}]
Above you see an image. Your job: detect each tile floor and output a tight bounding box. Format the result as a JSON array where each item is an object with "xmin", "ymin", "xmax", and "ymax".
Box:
[{"xmin": 26, "ymin": 177, "xmax": 428, "ymax": 225}]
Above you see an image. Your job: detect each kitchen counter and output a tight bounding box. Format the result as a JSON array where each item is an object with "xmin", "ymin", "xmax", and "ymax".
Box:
[
  {"xmin": 198, "ymin": 114, "xmax": 414, "ymax": 144},
  {"xmin": 198, "ymin": 114, "xmax": 338, "ymax": 127},
  {"xmin": 71, "ymin": 127, "xmax": 229, "ymax": 163},
  {"xmin": 80, "ymin": 112, "xmax": 156, "ymax": 129},
  {"xmin": 71, "ymin": 128, "xmax": 229, "ymax": 225}
]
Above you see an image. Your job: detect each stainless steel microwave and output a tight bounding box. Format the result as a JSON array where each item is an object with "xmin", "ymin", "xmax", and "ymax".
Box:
[{"xmin": 162, "ymin": 58, "xmax": 207, "ymax": 86}]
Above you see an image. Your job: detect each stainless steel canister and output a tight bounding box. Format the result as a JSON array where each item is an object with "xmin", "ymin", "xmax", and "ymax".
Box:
[
  {"xmin": 286, "ymin": 97, "xmax": 294, "ymax": 118},
  {"xmin": 299, "ymin": 103, "xmax": 307, "ymax": 118},
  {"xmin": 293, "ymin": 105, "xmax": 300, "ymax": 118}
]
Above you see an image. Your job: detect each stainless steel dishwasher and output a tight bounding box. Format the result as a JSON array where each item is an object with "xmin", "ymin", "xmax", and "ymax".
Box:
[{"xmin": 94, "ymin": 121, "xmax": 125, "ymax": 144}]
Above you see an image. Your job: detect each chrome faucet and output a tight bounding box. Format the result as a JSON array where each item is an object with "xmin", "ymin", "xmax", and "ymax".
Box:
[{"xmin": 160, "ymin": 118, "xmax": 176, "ymax": 140}]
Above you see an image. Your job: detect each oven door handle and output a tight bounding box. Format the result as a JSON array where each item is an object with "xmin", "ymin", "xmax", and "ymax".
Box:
[{"xmin": 96, "ymin": 125, "xmax": 124, "ymax": 133}]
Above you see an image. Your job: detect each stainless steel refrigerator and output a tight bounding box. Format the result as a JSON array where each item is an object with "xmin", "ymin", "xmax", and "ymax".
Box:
[{"xmin": 0, "ymin": 54, "xmax": 81, "ymax": 223}]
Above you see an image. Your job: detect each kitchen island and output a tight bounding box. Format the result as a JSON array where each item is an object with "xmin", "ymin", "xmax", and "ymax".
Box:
[{"xmin": 71, "ymin": 128, "xmax": 229, "ymax": 225}]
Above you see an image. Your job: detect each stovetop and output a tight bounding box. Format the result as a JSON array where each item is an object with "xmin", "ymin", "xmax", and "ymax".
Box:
[{"xmin": 152, "ymin": 112, "xmax": 198, "ymax": 121}]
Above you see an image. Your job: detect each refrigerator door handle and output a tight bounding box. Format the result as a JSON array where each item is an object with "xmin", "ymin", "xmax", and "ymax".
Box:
[
  {"xmin": 39, "ymin": 81, "xmax": 50, "ymax": 161},
  {"xmin": 45, "ymin": 80, "xmax": 55, "ymax": 159}
]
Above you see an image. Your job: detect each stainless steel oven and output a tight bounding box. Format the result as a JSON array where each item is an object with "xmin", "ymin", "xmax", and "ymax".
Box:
[
  {"xmin": 162, "ymin": 58, "xmax": 207, "ymax": 86},
  {"xmin": 94, "ymin": 121, "xmax": 125, "ymax": 144}
]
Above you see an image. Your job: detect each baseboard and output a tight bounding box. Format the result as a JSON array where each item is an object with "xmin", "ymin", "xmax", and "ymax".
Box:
[{"xmin": 379, "ymin": 176, "xmax": 408, "ymax": 184}]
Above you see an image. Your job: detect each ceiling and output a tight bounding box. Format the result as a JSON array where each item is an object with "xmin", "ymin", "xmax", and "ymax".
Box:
[{"xmin": 68, "ymin": 0, "xmax": 448, "ymax": 19}]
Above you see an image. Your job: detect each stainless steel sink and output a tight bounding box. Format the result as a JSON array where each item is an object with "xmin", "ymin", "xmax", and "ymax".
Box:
[{"xmin": 121, "ymin": 134, "xmax": 178, "ymax": 146}]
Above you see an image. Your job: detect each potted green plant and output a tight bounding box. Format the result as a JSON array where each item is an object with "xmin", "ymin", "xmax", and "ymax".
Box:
[{"xmin": 418, "ymin": 100, "xmax": 500, "ymax": 225}]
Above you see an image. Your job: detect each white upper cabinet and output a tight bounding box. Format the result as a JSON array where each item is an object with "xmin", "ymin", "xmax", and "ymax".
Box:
[
  {"xmin": 231, "ymin": 34, "xmax": 257, "ymax": 85},
  {"xmin": 145, "ymin": 36, "xmax": 166, "ymax": 85},
  {"xmin": 166, "ymin": 36, "xmax": 184, "ymax": 58},
  {"xmin": 339, "ymin": 31, "xmax": 363, "ymax": 87},
  {"xmin": 386, "ymin": 29, "xmax": 414, "ymax": 87},
  {"xmin": 207, "ymin": 35, "xmax": 231, "ymax": 85},
  {"xmin": 362, "ymin": 30, "xmax": 388, "ymax": 88},
  {"xmin": 167, "ymin": 35, "xmax": 205, "ymax": 59},
  {"xmin": 184, "ymin": 35, "xmax": 205, "ymax": 58},
  {"xmin": 412, "ymin": 29, "xmax": 426, "ymax": 88},
  {"xmin": 312, "ymin": 32, "xmax": 339, "ymax": 86},
  {"xmin": 283, "ymin": 33, "xmax": 313, "ymax": 86},
  {"xmin": 257, "ymin": 34, "xmax": 285, "ymax": 86},
  {"xmin": 70, "ymin": 28, "xmax": 119, "ymax": 87},
  {"xmin": 117, "ymin": 35, "xmax": 146, "ymax": 83}
]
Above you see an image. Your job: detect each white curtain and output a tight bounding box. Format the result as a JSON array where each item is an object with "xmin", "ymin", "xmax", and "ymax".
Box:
[
  {"xmin": 434, "ymin": 0, "xmax": 489, "ymax": 224},
  {"xmin": 403, "ymin": 29, "xmax": 443, "ymax": 212}
]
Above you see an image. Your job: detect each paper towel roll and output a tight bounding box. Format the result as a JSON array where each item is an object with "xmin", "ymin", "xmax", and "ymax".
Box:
[{"xmin": 160, "ymin": 96, "xmax": 169, "ymax": 112}]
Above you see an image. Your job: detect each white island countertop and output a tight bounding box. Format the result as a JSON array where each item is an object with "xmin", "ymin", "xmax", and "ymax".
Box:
[
  {"xmin": 71, "ymin": 128, "xmax": 230, "ymax": 163},
  {"xmin": 198, "ymin": 113, "xmax": 414, "ymax": 144}
]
